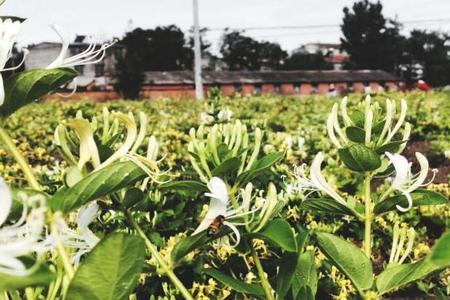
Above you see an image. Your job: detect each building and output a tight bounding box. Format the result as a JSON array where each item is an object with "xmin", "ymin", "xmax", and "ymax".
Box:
[
  {"xmin": 25, "ymin": 36, "xmax": 118, "ymax": 90},
  {"xmin": 46, "ymin": 69, "xmax": 403, "ymax": 101},
  {"xmin": 295, "ymin": 43, "xmax": 350, "ymax": 70},
  {"xmin": 140, "ymin": 70, "xmax": 402, "ymax": 98}
]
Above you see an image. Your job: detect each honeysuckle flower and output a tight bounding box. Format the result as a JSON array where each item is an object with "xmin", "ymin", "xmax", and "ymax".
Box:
[
  {"xmin": 290, "ymin": 152, "xmax": 346, "ymax": 205},
  {"xmin": 55, "ymin": 202, "xmax": 100, "ymax": 264},
  {"xmin": 389, "ymin": 223, "xmax": 415, "ymax": 265},
  {"xmin": 46, "ymin": 24, "xmax": 115, "ymax": 69},
  {"xmin": 385, "ymin": 152, "xmax": 436, "ymax": 212},
  {"xmin": 0, "ymin": 18, "xmax": 28, "ymax": 105},
  {"xmin": 217, "ymin": 109, "xmax": 233, "ymax": 121},
  {"xmin": 192, "ymin": 177, "xmax": 254, "ymax": 246},
  {"xmin": 66, "ymin": 116, "xmax": 100, "ymax": 169},
  {"xmin": 0, "ymin": 178, "xmax": 47, "ymax": 275}
]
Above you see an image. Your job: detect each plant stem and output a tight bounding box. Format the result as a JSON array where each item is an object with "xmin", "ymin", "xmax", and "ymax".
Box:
[
  {"xmin": 0, "ymin": 126, "xmax": 41, "ymax": 190},
  {"xmin": 125, "ymin": 212, "xmax": 194, "ymax": 300},
  {"xmin": 50, "ymin": 221, "xmax": 75, "ymax": 279},
  {"xmin": 250, "ymin": 243, "xmax": 274, "ymax": 300},
  {"xmin": 364, "ymin": 174, "xmax": 372, "ymax": 258}
]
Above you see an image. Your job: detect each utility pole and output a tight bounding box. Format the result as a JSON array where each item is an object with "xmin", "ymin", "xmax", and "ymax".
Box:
[{"xmin": 193, "ymin": 0, "xmax": 204, "ymax": 99}]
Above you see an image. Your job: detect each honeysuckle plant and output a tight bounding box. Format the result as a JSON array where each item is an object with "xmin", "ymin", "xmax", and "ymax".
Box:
[
  {"xmin": 288, "ymin": 96, "xmax": 449, "ymax": 299},
  {"xmin": 0, "ymin": 3, "xmax": 197, "ymax": 299},
  {"xmin": 164, "ymin": 117, "xmax": 317, "ymax": 300}
]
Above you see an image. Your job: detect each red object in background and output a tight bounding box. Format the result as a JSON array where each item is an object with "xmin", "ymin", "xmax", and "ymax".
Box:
[{"xmin": 416, "ymin": 80, "xmax": 430, "ymax": 91}]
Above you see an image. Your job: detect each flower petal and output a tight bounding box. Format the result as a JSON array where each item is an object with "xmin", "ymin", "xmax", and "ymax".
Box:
[
  {"xmin": 385, "ymin": 152, "xmax": 410, "ymax": 189},
  {"xmin": 310, "ymin": 152, "xmax": 346, "ymax": 205},
  {"xmin": 0, "ymin": 178, "xmax": 12, "ymax": 226}
]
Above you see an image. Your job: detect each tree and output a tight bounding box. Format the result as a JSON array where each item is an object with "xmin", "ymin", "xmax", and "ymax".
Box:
[
  {"xmin": 144, "ymin": 25, "xmax": 193, "ymax": 71},
  {"xmin": 114, "ymin": 29, "xmax": 145, "ymax": 99},
  {"xmin": 220, "ymin": 31, "xmax": 287, "ymax": 70},
  {"xmin": 401, "ymin": 30, "xmax": 450, "ymax": 86},
  {"xmin": 340, "ymin": 0, "xmax": 404, "ymax": 72},
  {"xmin": 282, "ymin": 52, "xmax": 333, "ymax": 70}
]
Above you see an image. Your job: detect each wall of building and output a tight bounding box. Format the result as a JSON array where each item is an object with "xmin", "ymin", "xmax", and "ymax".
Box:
[{"xmin": 46, "ymin": 80, "xmax": 403, "ymax": 101}]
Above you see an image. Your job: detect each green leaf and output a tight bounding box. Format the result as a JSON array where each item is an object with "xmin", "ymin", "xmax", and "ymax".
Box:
[
  {"xmin": 122, "ymin": 188, "xmax": 144, "ymax": 209},
  {"xmin": 351, "ymin": 110, "xmax": 365, "ymax": 127},
  {"xmin": 203, "ymin": 268, "xmax": 264, "ymax": 297},
  {"xmin": 292, "ymin": 251, "xmax": 317, "ymax": 298},
  {"xmin": 294, "ymin": 286, "xmax": 314, "ymax": 300},
  {"xmin": 276, "ymin": 252, "xmax": 299, "ymax": 299},
  {"xmin": 250, "ymin": 219, "xmax": 297, "ymax": 252},
  {"xmin": 429, "ymin": 230, "xmax": 450, "ymax": 265},
  {"xmin": 300, "ymin": 198, "xmax": 357, "ymax": 216},
  {"xmin": 375, "ymin": 140, "xmax": 407, "ymax": 154},
  {"xmin": 345, "ymin": 126, "xmax": 365, "ymax": 143},
  {"xmin": 237, "ymin": 151, "xmax": 284, "ymax": 184},
  {"xmin": 338, "ymin": 144, "xmax": 381, "ymax": 172},
  {"xmin": 376, "ymin": 231, "xmax": 450, "ymax": 295},
  {"xmin": 159, "ymin": 180, "xmax": 208, "ymax": 193},
  {"xmin": 1, "ymin": 68, "xmax": 77, "ymax": 117},
  {"xmin": 376, "ymin": 259, "xmax": 436, "ymax": 295},
  {"xmin": 49, "ymin": 161, "xmax": 146, "ymax": 213},
  {"xmin": 171, "ymin": 230, "xmax": 229, "ymax": 264},
  {"xmin": 296, "ymin": 227, "xmax": 310, "ymax": 253},
  {"xmin": 374, "ymin": 190, "xmax": 448, "ymax": 214},
  {"xmin": 211, "ymin": 157, "xmax": 241, "ymax": 177},
  {"xmin": 316, "ymin": 232, "xmax": 373, "ymax": 292},
  {"xmin": 0, "ymin": 263, "xmax": 54, "ymax": 292},
  {"xmin": 66, "ymin": 233, "xmax": 145, "ymax": 300}
]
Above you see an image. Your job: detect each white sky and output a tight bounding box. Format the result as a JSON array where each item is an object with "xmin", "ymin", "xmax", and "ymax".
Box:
[{"xmin": 3, "ymin": 0, "xmax": 450, "ymax": 54}]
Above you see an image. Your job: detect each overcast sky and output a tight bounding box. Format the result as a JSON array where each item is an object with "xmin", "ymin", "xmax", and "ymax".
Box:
[{"xmin": 3, "ymin": 0, "xmax": 450, "ymax": 54}]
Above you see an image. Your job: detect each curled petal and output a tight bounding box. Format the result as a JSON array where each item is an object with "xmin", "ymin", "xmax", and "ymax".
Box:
[
  {"xmin": 223, "ymin": 221, "xmax": 240, "ymax": 247},
  {"xmin": 408, "ymin": 152, "xmax": 430, "ymax": 191},
  {"xmin": 395, "ymin": 190, "xmax": 413, "ymax": 212}
]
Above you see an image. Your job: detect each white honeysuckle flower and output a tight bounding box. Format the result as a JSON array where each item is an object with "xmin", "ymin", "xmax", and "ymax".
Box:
[
  {"xmin": 0, "ymin": 18, "xmax": 28, "ymax": 105},
  {"xmin": 55, "ymin": 202, "xmax": 100, "ymax": 264},
  {"xmin": 131, "ymin": 112, "xmax": 148, "ymax": 154},
  {"xmin": 99, "ymin": 112, "xmax": 137, "ymax": 168},
  {"xmin": 192, "ymin": 177, "xmax": 254, "ymax": 247},
  {"xmin": 378, "ymin": 98, "xmax": 394, "ymax": 143},
  {"xmin": 385, "ymin": 152, "xmax": 436, "ymax": 212},
  {"xmin": 364, "ymin": 107, "xmax": 373, "ymax": 145},
  {"xmin": 385, "ymin": 99, "xmax": 407, "ymax": 143},
  {"xmin": 389, "ymin": 223, "xmax": 415, "ymax": 265},
  {"xmin": 46, "ymin": 24, "xmax": 115, "ymax": 69},
  {"xmin": 217, "ymin": 109, "xmax": 233, "ymax": 121},
  {"xmin": 0, "ymin": 178, "xmax": 47, "ymax": 276},
  {"xmin": 340, "ymin": 96, "xmax": 353, "ymax": 127},
  {"xmin": 67, "ymin": 117, "xmax": 100, "ymax": 169},
  {"xmin": 290, "ymin": 152, "xmax": 346, "ymax": 206},
  {"xmin": 326, "ymin": 112, "xmax": 342, "ymax": 149}
]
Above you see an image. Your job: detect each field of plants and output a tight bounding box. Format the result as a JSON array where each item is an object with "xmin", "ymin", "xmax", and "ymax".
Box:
[{"xmin": 0, "ymin": 89, "xmax": 449, "ymax": 300}]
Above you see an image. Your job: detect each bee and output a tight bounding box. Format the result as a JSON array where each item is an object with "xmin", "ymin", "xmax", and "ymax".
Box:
[{"xmin": 207, "ymin": 215, "xmax": 225, "ymax": 236}]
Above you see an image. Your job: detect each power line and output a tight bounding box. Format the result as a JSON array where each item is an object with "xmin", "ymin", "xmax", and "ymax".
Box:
[{"xmin": 206, "ymin": 17, "xmax": 450, "ymax": 32}]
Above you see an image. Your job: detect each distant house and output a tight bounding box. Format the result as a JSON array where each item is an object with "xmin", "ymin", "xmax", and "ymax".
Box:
[
  {"xmin": 296, "ymin": 43, "xmax": 350, "ymax": 70},
  {"xmin": 141, "ymin": 70, "xmax": 403, "ymax": 98},
  {"xmin": 25, "ymin": 36, "xmax": 118, "ymax": 90}
]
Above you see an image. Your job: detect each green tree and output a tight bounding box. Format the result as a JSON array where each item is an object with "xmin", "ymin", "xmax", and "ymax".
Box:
[
  {"xmin": 220, "ymin": 31, "xmax": 287, "ymax": 70},
  {"xmin": 402, "ymin": 30, "xmax": 450, "ymax": 86},
  {"xmin": 114, "ymin": 29, "xmax": 145, "ymax": 99},
  {"xmin": 282, "ymin": 52, "xmax": 333, "ymax": 70},
  {"xmin": 340, "ymin": 0, "xmax": 404, "ymax": 72},
  {"xmin": 144, "ymin": 25, "xmax": 193, "ymax": 71}
]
